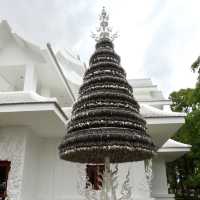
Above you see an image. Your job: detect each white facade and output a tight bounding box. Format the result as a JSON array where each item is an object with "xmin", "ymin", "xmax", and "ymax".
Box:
[{"xmin": 0, "ymin": 20, "xmax": 191, "ymax": 200}]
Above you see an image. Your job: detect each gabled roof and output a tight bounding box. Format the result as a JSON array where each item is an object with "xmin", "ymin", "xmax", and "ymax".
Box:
[
  {"xmin": 129, "ymin": 78, "xmax": 166, "ymax": 103},
  {"xmin": 0, "ymin": 20, "xmax": 85, "ymax": 106},
  {"xmin": 162, "ymin": 139, "xmax": 191, "ymax": 149},
  {"xmin": 57, "ymin": 49, "xmax": 85, "ymax": 76},
  {"xmin": 0, "ymin": 20, "xmax": 45, "ymax": 62},
  {"xmin": 140, "ymin": 104, "xmax": 185, "ymax": 118},
  {"xmin": 139, "ymin": 104, "xmax": 185, "ymax": 147},
  {"xmin": 55, "ymin": 50, "xmax": 84, "ymax": 98},
  {"xmin": 129, "ymin": 78, "xmax": 154, "ymax": 88},
  {"xmin": 157, "ymin": 139, "xmax": 191, "ymax": 161},
  {"xmin": 0, "ymin": 91, "xmax": 68, "ymax": 137}
]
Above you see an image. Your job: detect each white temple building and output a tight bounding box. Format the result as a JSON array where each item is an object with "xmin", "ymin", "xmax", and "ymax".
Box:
[{"xmin": 0, "ymin": 20, "xmax": 191, "ymax": 200}]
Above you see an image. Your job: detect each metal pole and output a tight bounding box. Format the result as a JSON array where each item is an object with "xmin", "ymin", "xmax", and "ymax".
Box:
[{"xmin": 104, "ymin": 157, "xmax": 111, "ymax": 200}]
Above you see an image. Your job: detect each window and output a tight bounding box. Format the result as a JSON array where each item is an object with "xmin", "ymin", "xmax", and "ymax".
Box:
[
  {"xmin": 0, "ymin": 161, "xmax": 11, "ymax": 200},
  {"xmin": 86, "ymin": 164, "xmax": 105, "ymax": 190}
]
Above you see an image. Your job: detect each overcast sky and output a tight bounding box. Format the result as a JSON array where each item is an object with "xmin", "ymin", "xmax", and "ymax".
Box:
[{"xmin": 0, "ymin": 0, "xmax": 199, "ymax": 97}]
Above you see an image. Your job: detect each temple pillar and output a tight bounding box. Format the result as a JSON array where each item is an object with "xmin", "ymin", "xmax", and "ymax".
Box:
[
  {"xmin": 23, "ymin": 64, "xmax": 37, "ymax": 92},
  {"xmin": 131, "ymin": 161, "xmax": 155, "ymax": 200},
  {"xmin": 151, "ymin": 158, "xmax": 175, "ymax": 200}
]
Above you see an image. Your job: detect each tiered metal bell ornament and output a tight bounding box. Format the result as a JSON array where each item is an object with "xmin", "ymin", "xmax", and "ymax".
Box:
[{"xmin": 59, "ymin": 7, "xmax": 156, "ymax": 163}]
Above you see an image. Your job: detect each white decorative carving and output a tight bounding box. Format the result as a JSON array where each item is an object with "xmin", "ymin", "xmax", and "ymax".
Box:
[
  {"xmin": 145, "ymin": 159, "xmax": 153, "ymax": 193},
  {"xmin": 0, "ymin": 128, "xmax": 26, "ymax": 200},
  {"xmin": 77, "ymin": 158, "xmax": 133, "ymax": 200}
]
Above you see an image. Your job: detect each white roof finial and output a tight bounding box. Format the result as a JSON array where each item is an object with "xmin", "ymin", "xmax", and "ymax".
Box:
[{"xmin": 91, "ymin": 7, "xmax": 118, "ymax": 42}]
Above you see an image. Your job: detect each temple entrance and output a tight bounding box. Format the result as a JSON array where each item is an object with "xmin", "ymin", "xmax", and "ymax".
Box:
[{"xmin": 0, "ymin": 161, "xmax": 11, "ymax": 200}]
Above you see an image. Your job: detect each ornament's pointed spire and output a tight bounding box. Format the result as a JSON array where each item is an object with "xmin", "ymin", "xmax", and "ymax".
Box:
[{"xmin": 92, "ymin": 7, "xmax": 118, "ymax": 42}]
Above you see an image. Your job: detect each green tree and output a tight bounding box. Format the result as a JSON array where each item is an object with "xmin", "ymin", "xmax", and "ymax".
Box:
[
  {"xmin": 191, "ymin": 56, "xmax": 200, "ymax": 86},
  {"xmin": 167, "ymin": 56, "xmax": 200, "ymax": 199}
]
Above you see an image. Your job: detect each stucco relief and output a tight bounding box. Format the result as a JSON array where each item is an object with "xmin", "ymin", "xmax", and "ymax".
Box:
[{"xmin": 0, "ymin": 129, "xmax": 26, "ymax": 200}]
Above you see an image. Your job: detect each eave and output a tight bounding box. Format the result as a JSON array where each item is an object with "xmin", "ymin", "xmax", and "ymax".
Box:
[
  {"xmin": 0, "ymin": 101, "xmax": 68, "ymax": 137},
  {"xmin": 157, "ymin": 139, "xmax": 191, "ymax": 162},
  {"xmin": 138, "ymin": 99, "xmax": 172, "ymax": 106}
]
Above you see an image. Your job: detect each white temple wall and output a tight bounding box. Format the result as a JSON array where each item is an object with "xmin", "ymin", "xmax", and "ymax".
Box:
[
  {"xmin": 0, "ymin": 126, "xmax": 27, "ymax": 200},
  {"xmin": 40, "ymin": 87, "xmax": 51, "ymax": 97},
  {"xmin": 36, "ymin": 138, "xmax": 81, "ymax": 200}
]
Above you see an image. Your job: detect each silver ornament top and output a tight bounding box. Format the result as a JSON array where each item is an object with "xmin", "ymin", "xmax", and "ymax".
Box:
[{"xmin": 92, "ymin": 7, "xmax": 118, "ymax": 42}]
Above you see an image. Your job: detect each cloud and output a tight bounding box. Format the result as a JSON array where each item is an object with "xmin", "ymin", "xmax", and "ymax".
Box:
[
  {"xmin": 0, "ymin": 0, "xmax": 199, "ymax": 97},
  {"xmin": 143, "ymin": 1, "xmax": 200, "ymax": 96},
  {"xmin": 0, "ymin": 0, "xmax": 97, "ymax": 48}
]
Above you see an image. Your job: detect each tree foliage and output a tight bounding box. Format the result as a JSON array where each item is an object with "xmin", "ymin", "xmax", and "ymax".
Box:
[
  {"xmin": 191, "ymin": 56, "xmax": 200, "ymax": 86},
  {"xmin": 167, "ymin": 56, "xmax": 200, "ymax": 199}
]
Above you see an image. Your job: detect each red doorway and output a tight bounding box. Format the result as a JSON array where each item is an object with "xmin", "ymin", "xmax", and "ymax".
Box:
[
  {"xmin": 0, "ymin": 161, "xmax": 11, "ymax": 200},
  {"xmin": 86, "ymin": 164, "xmax": 105, "ymax": 190}
]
